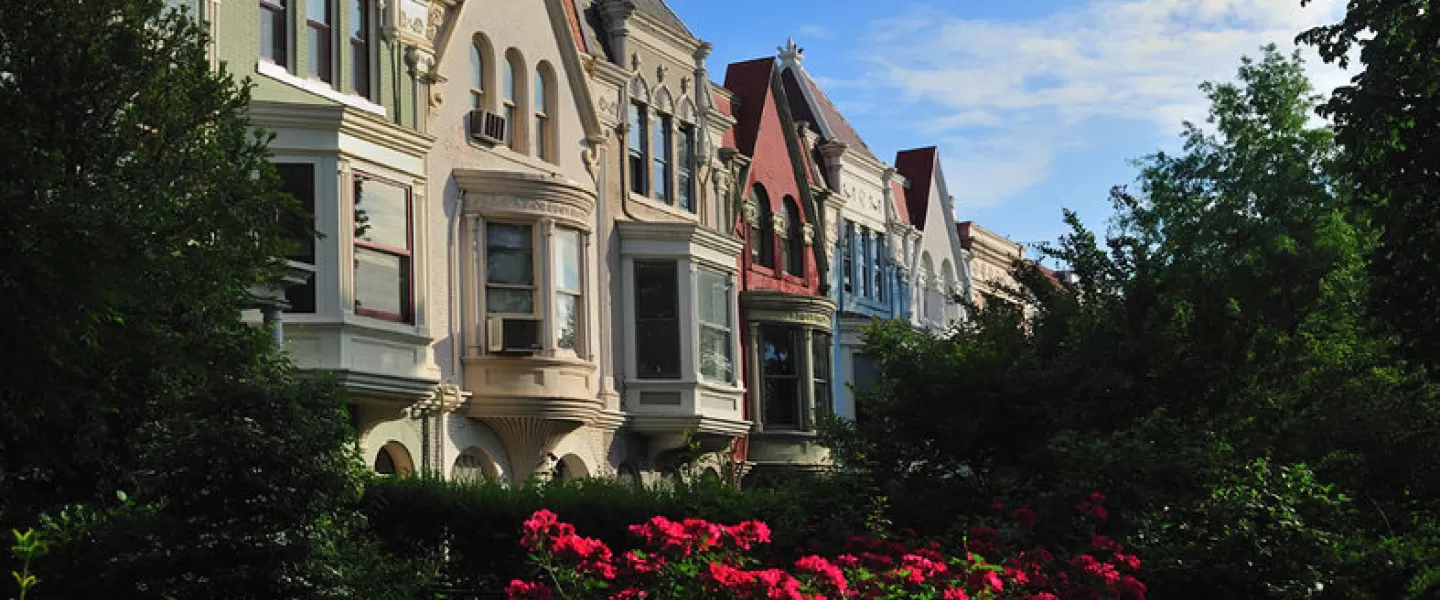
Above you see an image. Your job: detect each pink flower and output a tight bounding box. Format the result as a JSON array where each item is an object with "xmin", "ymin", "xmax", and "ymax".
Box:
[
  {"xmin": 505, "ymin": 580, "xmax": 553, "ymax": 600},
  {"xmin": 725, "ymin": 520, "xmax": 772, "ymax": 550},
  {"xmin": 795, "ymin": 555, "xmax": 849, "ymax": 594},
  {"xmin": 1091, "ymin": 534, "xmax": 1123, "ymax": 553},
  {"xmin": 1089, "ymin": 492, "xmax": 1106, "ymax": 504},
  {"xmin": 968, "ymin": 570, "xmax": 1004, "ymax": 594},
  {"xmin": 607, "ymin": 589, "xmax": 647, "ymax": 600},
  {"xmin": 943, "ymin": 587, "xmax": 971, "ymax": 600}
]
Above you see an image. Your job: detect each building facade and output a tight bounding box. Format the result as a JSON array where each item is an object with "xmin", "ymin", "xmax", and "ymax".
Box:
[
  {"xmin": 724, "ymin": 56, "xmax": 836, "ymax": 476},
  {"xmin": 193, "ymin": 0, "xmax": 1023, "ymax": 484}
]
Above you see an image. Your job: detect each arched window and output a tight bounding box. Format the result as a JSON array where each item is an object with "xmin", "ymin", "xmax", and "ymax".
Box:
[
  {"xmin": 452, "ymin": 448, "xmax": 498, "ymax": 483},
  {"xmin": 941, "ymin": 260, "xmax": 958, "ymax": 323},
  {"xmin": 783, "ymin": 197, "xmax": 804, "ymax": 276},
  {"xmin": 469, "ymin": 34, "xmax": 494, "ymax": 110},
  {"xmin": 534, "ymin": 62, "xmax": 555, "ymax": 162},
  {"xmin": 502, "ymin": 50, "xmax": 526, "ymax": 150},
  {"xmin": 752, "ymin": 185, "xmax": 773, "ymax": 268},
  {"xmin": 373, "ymin": 442, "xmax": 413, "ymax": 477},
  {"xmin": 920, "ymin": 252, "xmax": 936, "ymax": 322}
]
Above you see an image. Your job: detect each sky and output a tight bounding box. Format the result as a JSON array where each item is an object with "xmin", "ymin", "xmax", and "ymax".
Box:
[{"xmin": 668, "ymin": 0, "xmax": 1353, "ymax": 259}]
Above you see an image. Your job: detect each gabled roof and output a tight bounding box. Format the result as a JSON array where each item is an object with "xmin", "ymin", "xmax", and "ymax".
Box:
[
  {"xmin": 571, "ymin": 0, "xmax": 693, "ymax": 59},
  {"xmin": 895, "ymin": 147, "xmax": 938, "ymax": 228},
  {"xmin": 890, "ymin": 178, "xmax": 912, "ymax": 226},
  {"xmin": 722, "ymin": 57, "xmax": 777, "ymax": 157},
  {"xmin": 778, "ymin": 59, "xmax": 880, "ymax": 163}
]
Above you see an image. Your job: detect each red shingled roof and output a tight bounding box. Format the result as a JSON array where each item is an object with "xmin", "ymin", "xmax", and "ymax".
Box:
[
  {"xmin": 891, "ymin": 178, "xmax": 911, "ymax": 226},
  {"xmin": 895, "ymin": 147, "xmax": 938, "ymax": 229}
]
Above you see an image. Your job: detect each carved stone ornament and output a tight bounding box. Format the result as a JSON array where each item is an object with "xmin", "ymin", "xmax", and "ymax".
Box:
[
  {"xmin": 426, "ymin": 3, "xmax": 444, "ymax": 40},
  {"xmin": 801, "ymin": 223, "xmax": 815, "ymax": 246},
  {"xmin": 770, "ymin": 210, "xmax": 789, "ymax": 238},
  {"xmin": 656, "ymin": 64, "xmax": 668, "ymax": 83},
  {"xmin": 742, "ymin": 200, "xmax": 759, "ymax": 227}
]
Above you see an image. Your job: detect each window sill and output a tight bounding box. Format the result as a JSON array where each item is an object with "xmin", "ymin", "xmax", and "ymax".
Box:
[
  {"xmin": 750, "ymin": 264, "xmax": 777, "ymax": 277},
  {"xmin": 256, "ymin": 60, "xmax": 386, "ymax": 117},
  {"xmin": 467, "ymin": 136, "xmax": 564, "ymax": 174}
]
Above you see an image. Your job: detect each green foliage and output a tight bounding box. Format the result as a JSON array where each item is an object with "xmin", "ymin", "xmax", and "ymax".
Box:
[
  {"xmin": 1298, "ymin": 0, "xmax": 1440, "ymax": 371},
  {"xmin": 830, "ymin": 46, "xmax": 1440, "ymax": 599},
  {"xmin": 362, "ymin": 474, "xmax": 870, "ymax": 594},
  {"xmin": 8, "ymin": 529, "xmax": 46, "ymax": 600}
]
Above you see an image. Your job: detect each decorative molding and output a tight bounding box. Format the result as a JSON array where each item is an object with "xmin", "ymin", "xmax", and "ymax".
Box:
[
  {"xmin": 741, "ymin": 199, "xmax": 759, "ymax": 227},
  {"xmin": 801, "ymin": 223, "xmax": 815, "ymax": 246},
  {"xmin": 455, "ymin": 169, "xmax": 597, "ymax": 230},
  {"xmin": 771, "ymin": 210, "xmax": 789, "ymax": 238},
  {"xmin": 740, "ymin": 291, "xmax": 837, "ymax": 331}
]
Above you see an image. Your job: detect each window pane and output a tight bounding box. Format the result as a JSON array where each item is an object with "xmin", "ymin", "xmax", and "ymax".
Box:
[
  {"xmin": 697, "ymin": 269, "xmax": 728, "ymax": 326},
  {"xmin": 763, "ymin": 376, "xmax": 799, "ymax": 427},
  {"xmin": 469, "ymin": 44, "xmax": 483, "ymax": 91},
  {"xmin": 534, "ymin": 71, "xmax": 546, "ymax": 111},
  {"xmin": 503, "ymin": 59, "xmax": 516, "ymax": 102},
  {"xmin": 485, "ymin": 223, "xmax": 533, "ymax": 285},
  {"xmin": 355, "ymin": 247, "xmax": 406, "ymax": 316},
  {"xmin": 761, "ymin": 326, "xmax": 796, "ymax": 376},
  {"xmin": 700, "ymin": 326, "xmax": 731, "ymax": 382},
  {"xmin": 486, "ymin": 288, "xmax": 534, "ymax": 314},
  {"xmin": 556, "ymin": 293, "xmax": 578, "ymax": 352},
  {"xmin": 354, "ymin": 177, "xmax": 409, "ymax": 249},
  {"xmin": 535, "ymin": 117, "xmax": 547, "ymax": 160},
  {"xmin": 652, "ymin": 161, "xmax": 668, "ymax": 201},
  {"xmin": 762, "ymin": 325, "xmax": 800, "ymax": 427},
  {"xmin": 554, "ymin": 228, "xmax": 581, "ymax": 291},
  {"xmin": 634, "ymin": 261, "xmax": 679, "ymax": 379},
  {"xmin": 348, "ymin": 0, "xmax": 364, "ymax": 38},
  {"xmin": 260, "ymin": 7, "xmax": 278, "ymax": 60},
  {"xmin": 307, "ymin": 0, "xmax": 328, "ymax": 22}
]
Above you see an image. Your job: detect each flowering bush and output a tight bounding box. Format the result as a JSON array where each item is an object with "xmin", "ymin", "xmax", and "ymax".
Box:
[{"xmin": 506, "ymin": 493, "xmax": 1145, "ymax": 599}]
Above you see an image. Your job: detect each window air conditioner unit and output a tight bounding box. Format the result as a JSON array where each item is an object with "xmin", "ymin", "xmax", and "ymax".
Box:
[
  {"xmin": 469, "ymin": 109, "xmax": 507, "ymax": 145},
  {"xmin": 487, "ymin": 317, "xmax": 542, "ymax": 355}
]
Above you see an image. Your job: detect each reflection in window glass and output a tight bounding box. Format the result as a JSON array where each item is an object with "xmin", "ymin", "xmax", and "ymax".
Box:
[
  {"xmin": 628, "ymin": 103, "xmax": 647, "ymax": 195},
  {"xmin": 486, "ymin": 223, "xmax": 534, "ymax": 314},
  {"xmin": 678, "ymin": 125, "xmax": 695, "ymax": 212},
  {"xmin": 634, "ymin": 261, "xmax": 679, "ymax": 379},
  {"xmin": 354, "ymin": 178, "xmax": 409, "ymax": 248},
  {"xmin": 652, "ymin": 114, "xmax": 672, "ymax": 202},
  {"xmin": 761, "ymin": 325, "xmax": 799, "ymax": 428},
  {"xmin": 698, "ymin": 268, "xmax": 731, "ymax": 382},
  {"xmin": 352, "ymin": 174, "xmax": 411, "ymax": 322},
  {"xmin": 355, "ymin": 248, "xmax": 406, "ymax": 316},
  {"xmin": 554, "ymin": 228, "xmax": 582, "ymax": 354}
]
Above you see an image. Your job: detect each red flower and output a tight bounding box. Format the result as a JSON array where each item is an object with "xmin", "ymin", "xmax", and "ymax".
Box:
[
  {"xmin": 1090, "ymin": 534, "xmax": 1123, "ymax": 553},
  {"xmin": 968, "ymin": 570, "xmax": 1004, "ymax": 594},
  {"xmin": 622, "ymin": 550, "xmax": 665, "ymax": 575},
  {"xmin": 1119, "ymin": 574, "xmax": 1148, "ymax": 599},
  {"xmin": 991, "ymin": 500, "xmax": 1006, "ymax": 512},
  {"xmin": 1088, "ymin": 492, "xmax": 1106, "ymax": 504},
  {"xmin": 705, "ymin": 561, "xmax": 756, "ymax": 589},
  {"xmin": 607, "ymin": 589, "xmax": 647, "ymax": 600},
  {"xmin": 726, "ymin": 520, "xmax": 773, "ymax": 550},
  {"xmin": 942, "ymin": 587, "xmax": 971, "ymax": 600},
  {"xmin": 1012, "ymin": 507, "xmax": 1040, "ymax": 529},
  {"xmin": 505, "ymin": 580, "xmax": 553, "ymax": 600},
  {"xmin": 796, "ymin": 555, "xmax": 850, "ymax": 594}
]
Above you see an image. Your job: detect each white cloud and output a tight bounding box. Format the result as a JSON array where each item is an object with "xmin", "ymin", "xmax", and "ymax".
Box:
[{"xmin": 857, "ymin": 0, "xmax": 1350, "ymax": 210}]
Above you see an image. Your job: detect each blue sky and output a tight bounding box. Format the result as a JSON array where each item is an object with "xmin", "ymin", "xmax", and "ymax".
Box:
[{"xmin": 669, "ymin": 0, "xmax": 1350, "ymax": 260}]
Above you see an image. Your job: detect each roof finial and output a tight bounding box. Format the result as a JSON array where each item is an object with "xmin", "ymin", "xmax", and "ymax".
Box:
[{"xmin": 778, "ymin": 38, "xmax": 803, "ymax": 64}]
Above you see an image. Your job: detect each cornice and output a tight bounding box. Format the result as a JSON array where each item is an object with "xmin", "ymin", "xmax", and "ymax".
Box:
[
  {"xmin": 740, "ymin": 291, "xmax": 837, "ymax": 330},
  {"xmin": 617, "ymin": 220, "xmax": 745, "ymax": 258},
  {"xmin": 247, "ymin": 102, "xmax": 435, "ymax": 158},
  {"xmin": 455, "ymin": 169, "xmax": 597, "ymax": 228},
  {"xmin": 629, "ymin": 10, "xmax": 702, "ymax": 59}
]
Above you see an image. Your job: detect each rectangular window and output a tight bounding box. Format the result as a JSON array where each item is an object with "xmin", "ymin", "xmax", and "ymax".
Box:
[
  {"xmin": 353, "ymin": 173, "xmax": 411, "ymax": 322},
  {"xmin": 842, "ymin": 221, "xmax": 854, "ymax": 293},
  {"xmin": 697, "ymin": 268, "xmax": 732, "ymax": 383},
  {"xmin": 628, "ymin": 103, "xmax": 647, "ymax": 196},
  {"xmin": 306, "ymin": 0, "xmax": 332, "ymax": 83},
  {"xmin": 874, "ymin": 233, "xmax": 886, "ymax": 302},
  {"xmin": 812, "ymin": 332, "xmax": 832, "ymax": 420},
  {"xmin": 260, "ymin": 0, "xmax": 288, "ymax": 67},
  {"xmin": 761, "ymin": 325, "xmax": 801, "ymax": 429},
  {"xmin": 852, "ymin": 352, "xmax": 879, "ymax": 423},
  {"xmin": 276, "ymin": 163, "xmax": 316, "ymax": 313},
  {"xmin": 860, "ymin": 227, "xmax": 872, "ymax": 298},
  {"xmin": 485, "ymin": 222, "xmax": 535, "ymax": 315},
  {"xmin": 634, "ymin": 261, "xmax": 680, "ymax": 379},
  {"xmin": 677, "ymin": 125, "xmax": 696, "ymax": 212},
  {"xmin": 554, "ymin": 227, "xmax": 582, "ymax": 355},
  {"xmin": 348, "ymin": 0, "xmax": 369, "ymax": 97},
  {"xmin": 652, "ymin": 114, "xmax": 672, "ymax": 203},
  {"xmin": 534, "ymin": 72, "xmax": 549, "ymax": 161}
]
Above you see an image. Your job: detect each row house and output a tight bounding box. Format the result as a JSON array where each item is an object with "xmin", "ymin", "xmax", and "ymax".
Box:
[
  {"xmin": 201, "ymin": 0, "xmax": 981, "ymax": 482},
  {"xmin": 958, "ymin": 221, "xmax": 1025, "ymax": 312},
  {"xmin": 723, "ymin": 56, "xmax": 836, "ymax": 479}
]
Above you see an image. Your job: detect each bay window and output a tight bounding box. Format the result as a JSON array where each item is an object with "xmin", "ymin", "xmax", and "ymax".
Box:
[
  {"xmin": 760, "ymin": 325, "xmax": 801, "ymax": 428},
  {"xmin": 484, "ymin": 222, "xmax": 535, "ymax": 316},
  {"xmin": 698, "ymin": 268, "xmax": 733, "ymax": 382},
  {"xmin": 353, "ymin": 173, "xmax": 412, "ymax": 322},
  {"xmin": 812, "ymin": 332, "xmax": 832, "ymax": 419},
  {"xmin": 306, "ymin": 0, "xmax": 332, "ymax": 83},
  {"xmin": 628, "ymin": 102, "xmax": 648, "ymax": 195},
  {"xmin": 276, "ymin": 163, "xmax": 317, "ymax": 313},
  {"xmin": 553, "ymin": 227, "xmax": 582, "ymax": 355},
  {"xmin": 634, "ymin": 261, "xmax": 680, "ymax": 379},
  {"xmin": 260, "ymin": 0, "xmax": 288, "ymax": 67}
]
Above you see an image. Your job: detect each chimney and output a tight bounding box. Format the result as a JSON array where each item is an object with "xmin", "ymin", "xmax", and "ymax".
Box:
[{"xmin": 596, "ymin": 0, "xmax": 637, "ymax": 68}]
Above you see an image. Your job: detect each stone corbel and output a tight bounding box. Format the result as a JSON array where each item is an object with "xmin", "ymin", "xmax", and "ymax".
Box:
[
  {"xmin": 801, "ymin": 223, "xmax": 815, "ymax": 246},
  {"xmin": 742, "ymin": 199, "xmax": 759, "ymax": 228},
  {"xmin": 771, "ymin": 211, "xmax": 789, "ymax": 238}
]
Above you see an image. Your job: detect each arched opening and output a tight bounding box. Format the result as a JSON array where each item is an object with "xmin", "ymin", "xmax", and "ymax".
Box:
[
  {"xmin": 552, "ymin": 453, "xmax": 590, "ymax": 482},
  {"xmin": 469, "ymin": 33, "xmax": 495, "ymax": 110},
  {"xmin": 941, "ymin": 259, "xmax": 957, "ymax": 323},
  {"xmin": 373, "ymin": 441, "xmax": 414, "ymax": 477},
  {"xmin": 451, "ymin": 447, "xmax": 500, "ymax": 483},
  {"xmin": 783, "ymin": 196, "xmax": 804, "ymax": 276},
  {"xmin": 533, "ymin": 60, "xmax": 557, "ymax": 163},
  {"xmin": 751, "ymin": 185, "xmax": 774, "ymax": 268},
  {"xmin": 920, "ymin": 252, "xmax": 937, "ymax": 322}
]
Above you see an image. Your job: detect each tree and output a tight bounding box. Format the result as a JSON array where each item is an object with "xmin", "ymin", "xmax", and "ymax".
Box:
[
  {"xmin": 0, "ymin": 1, "xmax": 415, "ymax": 597},
  {"xmin": 830, "ymin": 46, "xmax": 1440, "ymax": 599},
  {"xmin": 1299, "ymin": 0, "xmax": 1440, "ymax": 371}
]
